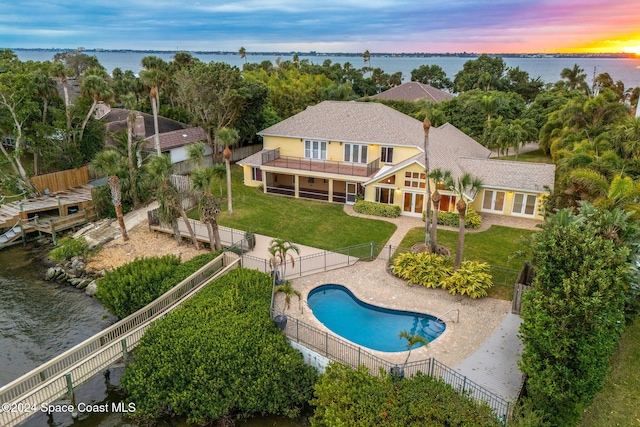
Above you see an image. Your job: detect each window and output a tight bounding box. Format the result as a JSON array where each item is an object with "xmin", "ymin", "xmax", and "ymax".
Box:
[
  {"xmin": 482, "ymin": 190, "xmax": 505, "ymax": 213},
  {"xmin": 381, "ymin": 147, "xmax": 394, "ymax": 163},
  {"xmin": 305, "ymin": 140, "xmax": 327, "ymax": 160},
  {"xmin": 512, "ymin": 193, "xmax": 537, "ymax": 216},
  {"xmin": 438, "ymin": 194, "xmax": 457, "ymax": 212},
  {"xmin": 251, "ymin": 167, "xmax": 262, "ymax": 181},
  {"xmin": 379, "ymin": 174, "xmax": 396, "ymax": 185},
  {"xmin": 404, "ymin": 171, "xmax": 426, "ymax": 188},
  {"xmin": 307, "ymin": 177, "xmax": 315, "ymax": 184},
  {"xmin": 375, "ymin": 187, "xmax": 395, "ymax": 204},
  {"xmin": 344, "ymin": 143, "xmax": 368, "ymax": 164}
]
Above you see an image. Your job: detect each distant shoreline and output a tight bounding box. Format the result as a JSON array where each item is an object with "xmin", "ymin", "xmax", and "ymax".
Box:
[{"xmin": 4, "ymin": 47, "xmax": 639, "ymax": 60}]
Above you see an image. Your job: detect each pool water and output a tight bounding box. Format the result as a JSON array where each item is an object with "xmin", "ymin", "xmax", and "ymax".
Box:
[{"xmin": 307, "ymin": 284, "xmax": 445, "ymax": 352}]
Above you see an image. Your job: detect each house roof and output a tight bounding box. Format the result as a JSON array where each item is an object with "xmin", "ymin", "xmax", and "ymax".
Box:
[
  {"xmin": 258, "ymin": 101, "xmax": 486, "ymax": 153},
  {"xmin": 457, "ymin": 158, "xmax": 555, "ymax": 193},
  {"xmin": 104, "ymin": 108, "xmax": 188, "ymax": 138},
  {"xmin": 237, "ymin": 149, "xmax": 268, "ymax": 167},
  {"xmin": 143, "ymin": 127, "xmax": 208, "ymax": 152},
  {"xmin": 370, "ymin": 82, "xmax": 454, "ymax": 103}
]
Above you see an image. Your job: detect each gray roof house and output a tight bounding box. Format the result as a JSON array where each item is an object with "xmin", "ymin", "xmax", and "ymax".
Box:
[
  {"xmin": 370, "ymin": 82, "xmax": 454, "ymax": 103},
  {"xmin": 238, "ymin": 101, "xmax": 554, "ymax": 219}
]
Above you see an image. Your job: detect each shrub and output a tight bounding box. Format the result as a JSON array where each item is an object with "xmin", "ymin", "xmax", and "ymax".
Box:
[
  {"xmin": 311, "ymin": 363, "xmax": 502, "ymax": 426},
  {"xmin": 49, "ymin": 237, "xmax": 89, "ymax": 262},
  {"xmin": 121, "ymin": 268, "xmax": 317, "ymax": 425},
  {"xmin": 391, "ymin": 252, "xmax": 452, "ymax": 288},
  {"xmin": 354, "ymin": 200, "xmax": 401, "ymax": 218},
  {"xmin": 423, "ymin": 207, "xmax": 482, "ymax": 229},
  {"xmin": 442, "ymin": 261, "xmax": 493, "ymax": 298},
  {"xmin": 95, "ymin": 255, "xmax": 181, "ymax": 318}
]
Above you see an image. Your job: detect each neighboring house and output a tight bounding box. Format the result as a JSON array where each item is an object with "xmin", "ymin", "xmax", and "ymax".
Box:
[
  {"xmin": 102, "ymin": 108, "xmax": 210, "ymax": 169},
  {"xmin": 369, "ymin": 81, "xmax": 453, "ymax": 103},
  {"xmin": 238, "ymin": 101, "xmax": 555, "ymax": 220}
]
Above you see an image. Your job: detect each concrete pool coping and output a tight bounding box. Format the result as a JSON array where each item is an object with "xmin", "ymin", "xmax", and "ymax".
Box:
[{"xmin": 273, "ymin": 258, "xmax": 521, "ymax": 399}]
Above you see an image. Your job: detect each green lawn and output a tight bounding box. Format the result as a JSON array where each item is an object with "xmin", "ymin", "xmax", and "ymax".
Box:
[
  {"xmin": 579, "ymin": 316, "xmax": 640, "ymax": 427},
  {"xmin": 190, "ymin": 166, "xmax": 397, "ymax": 251},
  {"xmin": 397, "ymin": 225, "xmax": 538, "ymax": 300},
  {"xmin": 496, "ymin": 148, "xmax": 554, "ymax": 164}
]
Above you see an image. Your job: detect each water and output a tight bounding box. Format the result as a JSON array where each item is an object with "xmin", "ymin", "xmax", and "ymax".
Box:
[
  {"xmin": 307, "ymin": 284, "xmax": 444, "ymax": 352},
  {"xmin": 0, "ymin": 245, "xmax": 116, "ymax": 387},
  {"xmin": 12, "ymin": 49, "xmax": 640, "ymax": 89}
]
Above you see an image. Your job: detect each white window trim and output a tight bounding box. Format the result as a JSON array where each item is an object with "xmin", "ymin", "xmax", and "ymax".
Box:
[
  {"xmin": 304, "ymin": 140, "xmax": 327, "ymax": 160},
  {"xmin": 511, "ymin": 192, "xmax": 538, "ymax": 217},
  {"xmin": 374, "ymin": 186, "xmax": 395, "ymax": 204},
  {"xmin": 482, "ymin": 189, "xmax": 506, "ymax": 213},
  {"xmin": 344, "ymin": 143, "xmax": 368, "ymax": 164},
  {"xmin": 381, "ymin": 146, "xmax": 394, "ymax": 163}
]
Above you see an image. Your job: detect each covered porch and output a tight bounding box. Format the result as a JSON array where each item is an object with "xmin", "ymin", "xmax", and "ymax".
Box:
[{"xmin": 263, "ymin": 172, "xmax": 363, "ymax": 204}]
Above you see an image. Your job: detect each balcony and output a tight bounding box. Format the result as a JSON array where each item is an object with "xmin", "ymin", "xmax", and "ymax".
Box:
[{"xmin": 261, "ymin": 149, "xmax": 380, "ymax": 178}]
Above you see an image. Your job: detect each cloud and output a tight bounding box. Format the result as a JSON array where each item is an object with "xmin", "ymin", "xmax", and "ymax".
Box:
[{"xmin": 3, "ymin": 0, "xmax": 640, "ymax": 53}]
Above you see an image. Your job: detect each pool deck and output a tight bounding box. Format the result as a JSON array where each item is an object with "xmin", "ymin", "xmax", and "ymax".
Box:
[{"xmin": 272, "ymin": 207, "xmax": 536, "ymax": 402}]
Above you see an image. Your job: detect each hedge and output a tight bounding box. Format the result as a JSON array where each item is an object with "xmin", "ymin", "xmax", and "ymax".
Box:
[
  {"xmin": 423, "ymin": 206, "xmax": 482, "ymax": 229},
  {"xmin": 354, "ymin": 200, "xmax": 401, "ymax": 218}
]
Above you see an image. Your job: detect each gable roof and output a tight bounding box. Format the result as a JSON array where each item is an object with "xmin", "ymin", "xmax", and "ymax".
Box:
[
  {"xmin": 143, "ymin": 127, "xmax": 208, "ymax": 152},
  {"xmin": 370, "ymin": 82, "xmax": 453, "ymax": 103}
]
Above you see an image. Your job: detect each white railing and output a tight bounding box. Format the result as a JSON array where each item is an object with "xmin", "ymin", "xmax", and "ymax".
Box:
[{"xmin": 0, "ymin": 252, "xmax": 240, "ymax": 427}]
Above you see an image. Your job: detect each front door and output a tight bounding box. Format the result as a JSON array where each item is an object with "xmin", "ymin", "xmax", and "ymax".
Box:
[
  {"xmin": 403, "ymin": 192, "xmax": 424, "ymax": 216},
  {"xmin": 346, "ymin": 182, "xmax": 357, "ymax": 204}
]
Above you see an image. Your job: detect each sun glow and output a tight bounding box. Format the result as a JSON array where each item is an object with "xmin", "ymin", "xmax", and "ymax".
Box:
[{"xmin": 560, "ymin": 33, "xmax": 640, "ymax": 55}]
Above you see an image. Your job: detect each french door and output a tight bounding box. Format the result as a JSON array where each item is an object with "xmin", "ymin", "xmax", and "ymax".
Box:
[{"xmin": 403, "ymin": 192, "xmax": 424, "ymax": 215}]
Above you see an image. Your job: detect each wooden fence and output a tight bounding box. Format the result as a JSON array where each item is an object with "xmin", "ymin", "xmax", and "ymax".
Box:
[{"xmin": 31, "ymin": 167, "xmax": 89, "ymax": 194}]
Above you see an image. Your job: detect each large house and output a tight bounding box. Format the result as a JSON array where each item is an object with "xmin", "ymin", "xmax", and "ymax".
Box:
[{"xmin": 238, "ymin": 101, "xmax": 554, "ymax": 220}]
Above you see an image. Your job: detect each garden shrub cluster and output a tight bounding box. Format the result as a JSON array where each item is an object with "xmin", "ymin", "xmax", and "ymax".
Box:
[
  {"xmin": 392, "ymin": 252, "xmax": 493, "ymax": 298},
  {"xmin": 423, "ymin": 207, "xmax": 482, "ymax": 229},
  {"xmin": 121, "ymin": 268, "xmax": 318, "ymax": 425},
  {"xmin": 96, "ymin": 252, "xmax": 221, "ymax": 318},
  {"xmin": 49, "ymin": 237, "xmax": 89, "ymax": 262},
  {"xmin": 354, "ymin": 200, "xmax": 401, "ymax": 218},
  {"xmin": 311, "ymin": 363, "xmax": 502, "ymax": 426}
]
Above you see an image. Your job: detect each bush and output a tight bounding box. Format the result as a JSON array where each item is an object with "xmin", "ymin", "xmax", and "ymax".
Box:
[
  {"xmin": 391, "ymin": 252, "xmax": 452, "ymax": 288},
  {"xmin": 424, "ymin": 206, "xmax": 482, "ymax": 229},
  {"xmin": 442, "ymin": 261, "xmax": 493, "ymax": 298},
  {"xmin": 311, "ymin": 363, "xmax": 502, "ymax": 426},
  {"xmin": 354, "ymin": 200, "xmax": 401, "ymax": 218},
  {"xmin": 49, "ymin": 237, "xmax": 89, "ymax": 262},
  {"xmin": 121, "ymin": 268, "xmax": 317, "ymax": 425}
]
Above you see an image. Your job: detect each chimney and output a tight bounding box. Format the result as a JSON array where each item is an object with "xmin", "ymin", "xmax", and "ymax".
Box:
[{"xmin": 134, "ymin": 113, "xmax": 146, "ymax": 137}]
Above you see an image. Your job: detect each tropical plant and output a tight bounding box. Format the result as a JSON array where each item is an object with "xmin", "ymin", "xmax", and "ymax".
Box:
[
  {"xmin": 49, "ymin": 237, "xmax": 89, "ymax": 262},
  {"xmin": 441, "ymin": 260, "xmax": 493, "ymax": 298},
  {"xmin": 140, "ymin": 56, "xmax": 168, "ymax": 156},
  {"xmin": 398, "ymin": 330, "xmax": 428, "ymax": 367},
  {"xmin": 216, "ymin": 127, "xmax": 240, "ymax": 214},
  {"xmin": 79, "ymin": 73, "xmax": 111, "ymax": 142},
  {"xmin": 90, "ymin": 149, "xmax": 129, "ymax": 241},
  {"xmin": 445, "ymin": 172, "xmax": 483, "ymax": 269},
  {"xmin": 190, "ymin": 166, "xmax": 223, "ymax": 250},
  {"xmin": 391, "ymin": 252, "xmax": 453, "ymax": 288},
  {"xmin": 274, "ymin": 280, "xmax": 301, "ymax": 311},
  {"xmin": 353, "ymin": 200, "xmax": 401, "ymax": 217},
  {"xmin": 429, "ymin": 168, "xmax": 452, "ymax": 248},
  {"xmin": 146, "ymin": 155, "xmax": 199, "ymax": 249},
  {"xmin": 268, "ymin": 238, "xmax": 300, "ymax": 282}
]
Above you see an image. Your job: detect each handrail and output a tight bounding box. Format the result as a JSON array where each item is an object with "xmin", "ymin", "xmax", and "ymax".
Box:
[
  {"xmin": 435, "ymin": 308, "xmax": 459, "ymax": 324},
  {"xmin": 0, "ymin": 252, "xmax": 236, "ymax": 404}
]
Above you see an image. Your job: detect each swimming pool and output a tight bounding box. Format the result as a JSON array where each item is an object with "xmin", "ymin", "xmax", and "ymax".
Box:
[{"xmin": 307, "ymin": 284, "xmax": 445, "ymax": 352}]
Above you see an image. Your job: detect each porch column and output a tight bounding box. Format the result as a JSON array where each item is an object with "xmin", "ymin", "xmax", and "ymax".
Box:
[
  {"xmin": 262, "ymin": 173, "xmax": 267, "ymax": 193},
  {"xmin": 328, "ymin": 179, "xmax": 334, "ymax": 203},
  {"xmin": 294, "ymin": 175, "xmax": 299, "ymax": 198}
]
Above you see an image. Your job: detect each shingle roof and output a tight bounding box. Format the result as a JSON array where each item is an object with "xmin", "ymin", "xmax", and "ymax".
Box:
[
  {"xmin": 457, "ymin": 158, "xmax": 555, "ymax": 193},
  {"xmin": 237, "ymin": 149, "xmax": 268, "ymax": 167},
  {"xmin": 370, "ymin": 82, "xmax": 454, "ymax": 103},
  {"xmin": 144, "ymin": 127, "xmax": 208, "ymax": 151}
]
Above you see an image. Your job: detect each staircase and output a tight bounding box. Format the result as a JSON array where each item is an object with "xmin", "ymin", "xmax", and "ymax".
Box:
[
  {"xmin": 0, "ymin": 201, "xmax": 21, "ymax": 229},
  {"xmin": 0, "ymin": 222, "xmax": 23, "ymax": 247}
]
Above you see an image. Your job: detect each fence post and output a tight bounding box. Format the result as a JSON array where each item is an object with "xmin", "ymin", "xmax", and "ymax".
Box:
[
  {"xmin": 370, "ymin": 242, "xmax": 374, "ymax": 259},
  {"xmin": 388, "ymin": 245, "xmax": 392, "ymax": 260},
  {"xmin": 325, "ymin": 332, "xmax": 329, "ymax": 356},
  {"xmin": 65, "ymin": 373, "xmax": 78, "ymax": 419},
  {"xmin": 358, "ymin": 346, "xmax": 361, "ymax": 366},
  {"xmin": 430, "ymin": 357, "xmax": 434, "ymax": 377},
  {"xmin": 121, "ymin": 338, "xmax": 128, "ymax": 363},
  {"xmin": 296, "ymin": 318, "xmax": 299, "ymax": 342}
]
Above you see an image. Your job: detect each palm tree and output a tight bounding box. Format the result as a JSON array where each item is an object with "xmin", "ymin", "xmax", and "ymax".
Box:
[
  {"xmin": 50, "ymin": 61, "xmax": 73, "ymax": 132},
  {"xmin": 190, "ymin": 166, "xmax": 223, "ymax": 251},
  {"xmin": 146, "ymin": 155, "xmax": 200, "ymax": 250},
  {"xmin": 79, "ymin": 73, "xmax": 112, "ymax": 142},
  {"xmin": 268, "ymin": 238, "xmax": 300, "ymax": 312},
  {"xmin": 363, "ymin": 50, "xmax": 371, "ymax": 77},
  {"xmin": 398, "ymin": 330, "xmax": 428, "ymax": 367},
  {"xmin": 274, "ymin": 280, "xmax": 301, "ymax": 311},
  {"xmin": 186, "ymin": 141, "xmax": 206, "ymax": 169},
  {"xmin": 510, "ymin": 118, "xmax": 538, "ymax": 160},
  {"xmin": 423, "ymin": 117, "xmax": 432, "ymax": 250},
  {"xmin": 429, "ymin": 168, "xmax": 452, "ymax": 251},
  {"xmin": 238, "ymin": 47, "xmax": 247, "ymax": 63},
  {"xmin": 445, "ymin": 173, "xmax": 483, "ymax": 270},
  {"xmin": 30, "ymin": 69, "xmax": 58, "ymax": 174},
  {"xmin": 215, "ymin": 127, "xmax": 240, "ymax": 214},
  {"xmin": 560, "ymin": 64, "xmax": 589, "ymax": 94},
  {"xmin": 91, "ymin": 150, "xmax": 129, "ymax": 241},
  {"xmin": 211, "ymin": 163, "xmax": 227, "ymax": 197},
  {"xmin": 140, "ymin": 57, "xmax": 167, "ymax": 156}
]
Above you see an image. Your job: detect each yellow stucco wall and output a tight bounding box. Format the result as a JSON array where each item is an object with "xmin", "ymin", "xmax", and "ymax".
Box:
[{"xmin": 472, "ymin": 189, "xmax": 546, "ymax": 220}]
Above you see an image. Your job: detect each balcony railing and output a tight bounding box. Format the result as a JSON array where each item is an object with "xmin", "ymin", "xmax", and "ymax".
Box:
[{"xmin": 262, "ymin": 148, "xmax": 380, "ymax": 178}]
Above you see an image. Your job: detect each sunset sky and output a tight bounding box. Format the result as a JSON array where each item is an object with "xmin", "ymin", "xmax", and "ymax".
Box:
[{"xmin": 2, "ymin": 0, "xmax": 640, "ymax": 54}]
